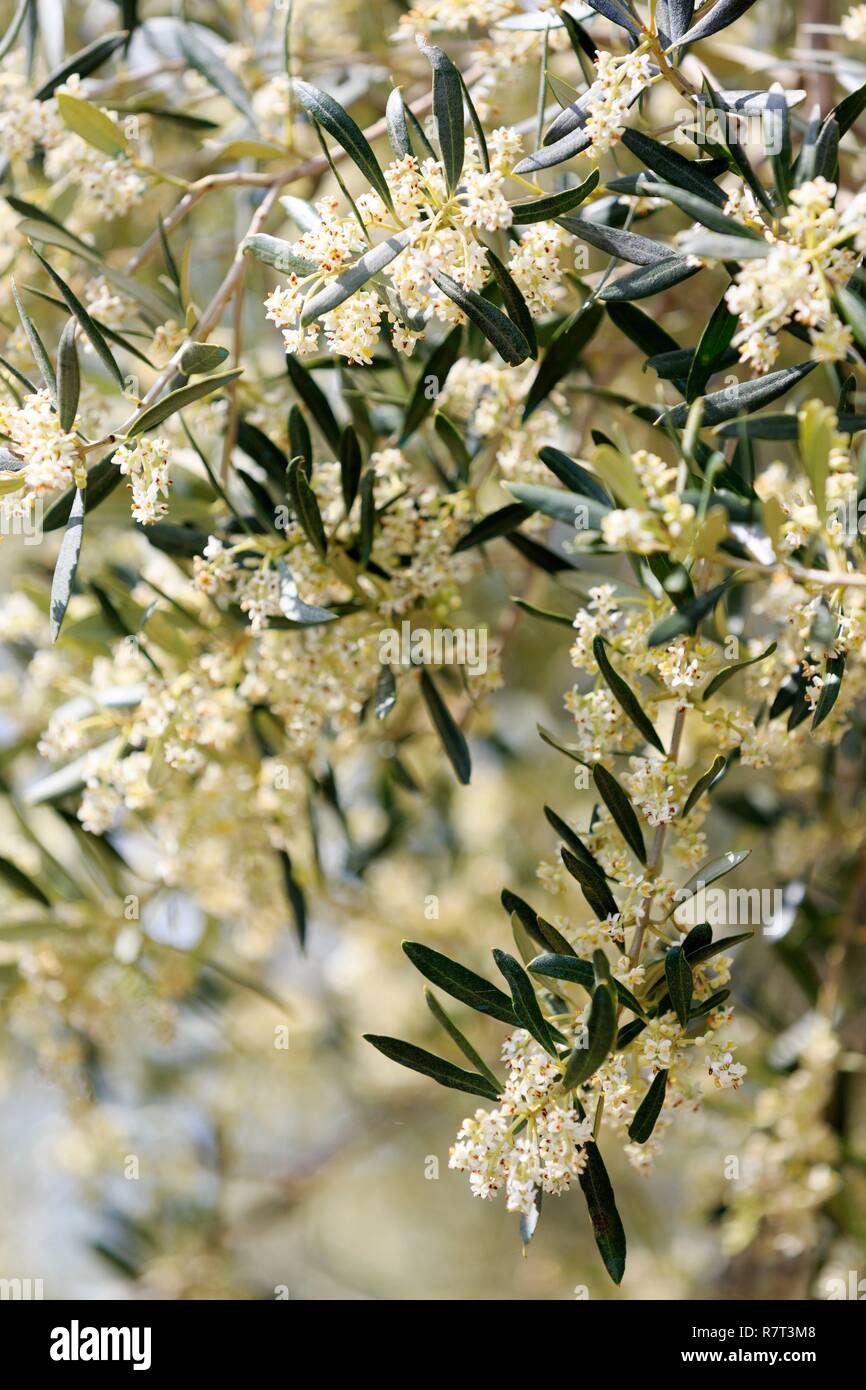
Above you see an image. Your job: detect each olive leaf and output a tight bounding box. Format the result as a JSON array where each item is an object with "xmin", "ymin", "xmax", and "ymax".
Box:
[
  {"xmin": 628, "ymin": 1069, "xmax": 668, "ymax": 1143},
  {"xmin": 664, "ymin": 945, "xmax": 693, "ymax": 1029},
  {"xmin": 593, "ymin": 763, "xmax": 646, "ymax": 864},
  {"xmin": 294, "ymin": 80, "xmax": 395, "ymax": 213},
  {"xmin": 430, "ymin": 270, "xmax": 531, "ymax": 367},
  {"xmin": 493, "ymin": 948, "xmax": 559, "ymax": 1057},
  {"xmin": 403, "ymin": 942, "xmax": 518, "ymax": 1025},
  {"xmin": 419, "ymin": 669, "xmax": 471, "ymax": 785},
  {"xmin": 593, "ymin": 636, "xmax": 666, "ymax": 754},
  {"xmin": 364, "ymin": 1034, "xmax": 500, "ymax": 1102}
]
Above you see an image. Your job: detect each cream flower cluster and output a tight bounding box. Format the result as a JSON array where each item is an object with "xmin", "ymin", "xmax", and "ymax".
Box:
[
  {"xmin": 450, "ymin": 1029, "xmax": 594, "ymax": 1213},
  {"xmin": 114, "ymin": 437, "xmax": 172, "ymax": 525},
  {"xmin": 582, "ymin": 49, "xmax": 654, "ymax": 163},
  {"xmin": 725, "ymin": 178, "xmax": 866, "ymax": 371},
  {"xmin": 0, "ymin": 388, "xmax": 83, "ymax": 494},
  {"xmin": 263, "ymin": 129, "xmax": 567, "ymax": 363}
]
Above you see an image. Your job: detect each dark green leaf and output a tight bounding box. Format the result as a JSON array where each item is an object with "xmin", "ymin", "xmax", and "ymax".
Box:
[
  {"xmin": 512, "ymin": 169, "xmax": 599, "ymax": 224},
  {"xmin": 664, "ymin": 945, "xmax": 693, "ymax": 1028},
  {"xmin": 404, "ymin": 941, "xmax": 517, "ymax": 1025},
  {"xmin": 598, "ymin": 258, "xmax": 700, "ymax": 302},
  {"xmin": 593, "ymin": 763, "xmax": 646, "ymax": 863},
  {"xmin": 621, "ymin": 127, "xmax": 725, "ymax": 204},
  {"xmin": 34, "ymin": 32, "xmax": 127, "ymax": 100},
  {"xmin": 593, "ymin": 635, "xmax": 665, "ymax": 753},
  {"xmin": 31, "ymin": 249, "xmax": 124, "ymax": 388},
  {"xmin": 294, "ymin": 80, "xmax": 394, "ymax": 212},
  {"xmin": 11, "ymin": 276, "xmax": 55, "ymax": 398},
  {"xmin": 430, "ymin": 270, "xmax": 530, "ymax": 367},
  {"xmin": 364, "ymin": 1034, "xmax": 500, "ymax": 1101},
  {"xmin": 812, "ymin": 650, "xmax": 845, "ymax": 730},
  {"xmin": 285, "ymin": 354, "xmax": 342, "ymax": 455},
  {"xmin": 418, "ymin": 41, "xmax": 464, "ymax": 190},
  {"xmin": 425, "ymin": 989, "xmax": 501, "ymax": 1092},
  {"xmin": 485, "ymin": 248, "xmax": 537, "ymax": 358},
  {"xmin": 682, "ymin": 754, "xmax": 728, "ymax": 817},
  {"xmin": 561, "ymin": 974, "xmax": 617, "ymax": 1088},
  {"xmin": 702, "ymin": 640, "xmax": 777, "ymax": 698},
  {"xmin": 339, "ymin": 426, "xmax": 362, "ymax": 511},
  {"xmin": 287, "ymin": 460, "xmax": 327, "ymax": 557},
  {"xmin": 523, "ymin": 302, "xmax": 604, "ymax": 419},
  {"xmin": 419, "ymin": 670, "xmax": 471, "ymax": 784},
  {"xmin": 577, "ymin": 1135, "xmax": 627, "ymax": 1284},
  {"xmin": 628, "ymin": 1069, "xmax": 668, "ymax": 1143},
  {"xmin": 400, "ymin": 325, "xmax": 462, "ymax": 442},
  {"xmin": 493, "ymin": 948, "xmax": 558, "ymax": 1056},
  {"xmin": 453, "ymin": 503, "xmax": 530, "ymax": 553},
  {"xmin": 129, "ymin": 369, "xmax": 242, "ymax": 436}
]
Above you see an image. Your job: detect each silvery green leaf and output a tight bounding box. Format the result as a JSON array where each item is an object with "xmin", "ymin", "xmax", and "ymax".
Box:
[
  {"xmin": 279, "ymin": 195, "xmax": 322, "ymax": 233},
  {"xmin": 243, "ymin": 233, "xmax": 318, "ymax": 276},
  {"xmin": 277, "ymin": 566, "xmax": 338, "ymax": 627},
  {"xmin": 50, "ymin": 486, "xmax": 85, "ymax": 642},
  {"xmin": 620, "ymin": 127, "xmax": 726, "ymax": 205},
  {"xmin": 430, "ymin": 270, "xmax": 531, "ymax": 367},
  {"xmin": 11, "ymin": 276, "xmax": 55, "ymax": 399},
  {"xmin": 293, "ymin": 80, "xmax": 395, "ymax": 213},
  {"xmin": 178, "ymin": 24, "xmax": 258, "ymax": 125},
  {"xmin": 658, "ymin": 361, "xmax": 817, "ymax": 428},
  {"xmin": 128, "ymin": 369, "xmax": 243, "ymax": 436},
  {"xmin": 634, "ymin": 178, "xmax": 762, "ymax": 238},
  {"xmin": 511, "ymin": 169, "xmax": 599, "ymax": 224},
  {"xmin": 598, "ymin": 258, "xmax": 699, "ymax": 301},
  {"xmin": 507, "ymin": 481, "xmax": 609, "ymax": 529},
  {"xmin": 301, "ymin": 229, "xmax": 415, "ymax": 324},
  {"xmin": 677, "ymin": 0, "xmax": 759, "ymax": 44},
  {"xmin": 0, "ymin": 0, "xmax": 30, "ymax": 63},
  {"xmin": 178, "ymin": 342, "xmax": 230, "ymax": 375},
  {"xmin": 385, "ymin": 87, "xmax": 411, "ymax": 159},
  {"xmin": 559, "ymin": 216, "xmax": 676, "ymax": 266},
  {"xmin": 57, "ymin": 320, "xmax": 80, "ymax": 433},
  {"xmin": 677, "ymin": 231, "xmax": 770, "ymax": 261},
  {"xmin": 418, "ymin": 40, "xmax": 464, "ymax": 190}
]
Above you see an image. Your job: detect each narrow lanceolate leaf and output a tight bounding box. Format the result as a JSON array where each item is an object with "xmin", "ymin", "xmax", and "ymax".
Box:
[
  {"xmin": 538, "ymin": 447, "xmax": 611, "ymax": 505},
  {"xmin": 34, "ymin": 32, "xmax": 128, "ymax": 100},
  {"xmin": 664, "ymin": 945, "xmax": 693, "ymax": 1029},
  {"xmin": 511, "ymin": 169, "xmax": 599, "ymax": 224},
  {"xmin": 672, "ymin": 850, "xmax": 751, "ymax": 913},
  {"xmin": 243, "ymin": 233, "xmax": 317, "ymax": 276},
  {"xmin": 561, "ymin": 848, "xmax": 619, "ymax": 922},
  {"xmin": 597, "ymin": 258, "xmax": 699, "ymax": 302},
  {"xmin": 682, "ymin": 754, "xmax": 728, "ymax": 817},
  {"xmin": 593, "ymin": 636, "xmax": 665, "ymax": 754},
  {"xmin": 558, "ymin": 217, "xmax": 676, "ymax": 267},
  {"xmin": 287, "ymin": 461, "xmax": 327, "ymax": 557},
  {"xmin": 419, "ymin": 669, "xmax": 471, "ymax": 785},
  {"xmin": 56, "ymin": 320, "xmax": 80, "ymax": 433},
  {"xmin": 679, "ymin": 0, "xmax": 758, "ymax": 45},
  {"xmin": 702, "ymin": 641, "xmax": 777, "ymax": 700},
  {"xmin": 55, "ymin": 92, "xmax": 126, "ymax": 156},
  {"xmin": 578, "ymin": 1137, "xmax": 627, "ymax": 1285},
  {"xmin": 635, "ymin": 179, "xmax": 760, "ymax": 239},
  {"xmin": 0, "ymin": 0, "xmax": 30, "ymax": 65},
  {"xmin": 687, "ymin": 293, "xmax": 738, "ymax": 403},
  {"xmin": 523, "ymin": 302, "xmax": 604, "ymax": 419},
  {"xmin": 385, "ymin": 86, "xmax": 411, "ymax": 159},
  {"xmin": 42, "ymin": 451, "xmax": 120, "ymax": 531},
  {"xmin": 418, "ymin": 41, "xmax": 464, "ymax": 190},
  {"xmin": 31, "ymin": 249, "xmax": 125, "ymax": 388},
  {"xmin": 453, "ymin": 503, "xmax": 530, "ymax": 552},
  {"xmin": 430, "ymin": 271, "xmax": 530, "ymax": 367},
  {"xmin": 128, "ymin": 369, "xmax": 242, "ymax": 436},
  {"xmin": 507, "ymin": 482, "xmax": 608, "ymax": 530},
  {"xmin": 403, "ymin": 942, "xmax": 517, "ymax": 1025},
  {"xmin": 593, "ymin": 763, "xmax": 646, "ymax": 864},
  {"xmin": 621, "ymin": 128, "xmax": 725, "ymax": 205},
  {"xmin": 364, "ymin": 1034, "xmax": 500, "ymax": 1102},
  {"xmin": 50, "ymin": 486, "xmax": 85, "ymax": 642},
  {"xmin": 178, "ymin": 24, "xmax": 257, "ymax": 125},
  {"xmin": 374, "ymin": 664, "xmax": 396, "ymax": 721},
  {"xmin": 812, "ymin": 651, "xmax": 845, "ymax": 730},
  {"xmin": 561, "ymin": 975, "xmax": 617, "ymax": 1089},
  {"xmin": 11, "ymin": 277, "xmax": 56, "ymax": 398},
  {"xmin": 628, "ymin": 1070, "xmax": 668, "ymax": 1143},
  {"xmin": 686, "ymin": 931, "xmax": 753, "ymax": 967},
  {"xmin": 529, "ymin": 953, "xmax": 646, "ymax": 1020},
  {"xmin": 663, "ymin": 361, "xmax": 817, "ymax": 429},
  {"xmin": 424, "ymin": 990, "xmax": 501, "ymax": 1093},
  {"xmin": 493, "ymin": 948, "xmax": 559, "ymax": 1057},
  {"xmin": 285, "ymin": 354, "xmax": 342, "ymax": 455},
  {"xmin": 300, "ymin": 230, "xmax": 415, "ymax": 324},
  {"xmin": 485, "ymin": 249, "xmax": 537, "ymax": 359},
  {"xmin": 544, "ymin": 805, "xmax": 609, "ymax": 877},
  {"xmin": 338, "ymin": 426, "xmax": 362, "ymax": 513},
  {"xmin": 293, "ymin": 80, "xmax": 394, "ymax": 213},
  {"xmin": 400, "ymin": 324, "xmax": 462, "ymax": 442}
]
